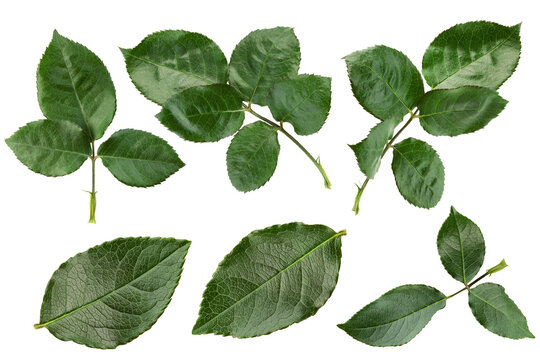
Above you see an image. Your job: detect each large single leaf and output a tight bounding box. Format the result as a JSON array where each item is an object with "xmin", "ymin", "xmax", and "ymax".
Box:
[
  {"xmin": 267, "ymin": 74, "xmax": 331, "ymax": 135},
  {"xmin": 338, "ymin": 284, "xmax": 446, "ymax": 347},
  {"xmin": 349, "ymin": 117, "xmax": 401, "ymax": 179},
  {"xmin": 422, "ymin": 21, "xmax": 521, "ymax": 90},
  {"xmin": 468, "ymin": 283, "xmax": 534, "ymax": 339},
  {"xmin": 226, "ymin": 121, "xmax": 280, "ymax": 192},
  {"xmin": 437, "ymin": 207, "xmax": 485, "ymax": 284},
  {"xmin": 98, "ymin": 129, "xmax": 184, "ymax": 187},
  {"xmin": 37, "ymin": 31, "xmax": 116, "ymax": 140},
  {"xmin": 344, "ymin": 45, "xmax": 424, "ymax": 121},
  {"xmin": 229, "ymin": 27, "xmax": 300, "ymax": 106},
  {"xmin": 5, "ymin": 119, "xmax": 91, "ymax": 177},
  {"xmin": 156, "ymin": 84, "xmax": 245, "ymax": 142},
  {"xmin": 192, "ymin": 222, "xmax": 344, "ymax": 338},
  {"xmin": 418, "ymin": 87, "xmax": 508, "ymax": 136},
  {"xmin": 391, "ymin": 138, "xmax": 445, "ymax": 208},
  {"xmin": 35, "ymin": 237, "xmax": 191, "ymax": 349},
  {"xmin": 121, "ymin": 30, "xmax": 228, "ymax": 105}
]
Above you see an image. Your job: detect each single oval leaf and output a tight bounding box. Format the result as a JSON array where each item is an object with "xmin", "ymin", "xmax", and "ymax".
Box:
[
  {"xmin": 468, "ymin": 283, "xmax": 534, "ymax": 339},
  {"xmin": 226, "ymin": 121, "xmax": 280, "ymax": 192},
  {"xmin": 156, "ymin": 84, "xmax": 245, "ymax": 142},
  {"xmin": 122, "ymin": 30, "xmax": 228, "ymax": 105},
  {"xmin": 422, "ymin": 21, "xmax": 521, "ymax": 90},
  {"xmin": 37, "ymin": 31, "xmax": 116, "ymax": 140},
  {"xmin": 418, "ymin": 87, "xmax": 508, "ymax": 136},
  {"xmin": 391, "ymin": 138, "xmax": 445, "ymax": 208},
  {"xmin": 267, "ymin": 74, "xmax": 331, "ymax": 135},
  {"xmin": 437, "ymin": 206, "xmax": 485, "ymax": 284},
  {"xmin": 338, "ymin": 284, "xmax": 446, "ymax": 347},
  {"xmin": 192, "ymin": 222, "xmax": 344, "ymax": 338},
  {"xmin": 6, "ymin": 119, "xmax": 91, "ymax": 177},
  {"xmin": 229, "ymin": 27, "xmax": 300, "ymax": 106},
  {"xmin": 98, "ymin": 129, "xmax": 184, "ymax": 187},
  {"xmin": 35, "ymin": 237, "xmax": 191, "ymax": 349},
  {"xmin": 344, "ymin": 45, "xmax": 424, "ymax": 121}
]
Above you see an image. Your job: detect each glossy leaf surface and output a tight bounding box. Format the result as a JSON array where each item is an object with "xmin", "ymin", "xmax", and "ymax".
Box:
[
  {"xmin": 37, "ymin": 31, "xmax": 116, "ymax": 140},
  {"xmin": 36, "ymin": 237, "xmax": 191, "ymax": 349},
  {"xmin": 229, "ymin": 27, "xmax": 300, "ymax": 106},
  {"xmin": 6, "ymin": 119, "xmax": 91, "ymax": 177},
  {"xmin": 156, "ymin": 84, "xmax": 245, "ymax": 142},
  {"xmin": 338, "ymin": 284, "xmax": 446, "ymax": 346},
  {"xmin": 122, "ymin": 30, "xmax": 228, "ymax": 105},
  {"xmin": 391, "ymin": 138, "xmax": 445, "ymax": 208},
  {"xmin": 193, "ymin": 222, "xmax": 343, "ymax": 338},
  {"xmin": 422, "ymin": 21, "xmax": 521, "ymax": 90}
]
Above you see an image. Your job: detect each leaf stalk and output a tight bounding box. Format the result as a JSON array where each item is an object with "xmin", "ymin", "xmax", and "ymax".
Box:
[
  {"xmin": 88, "ymin": 142, "xmax": 97, "ymax": 224},
  {"xmin": 445, "ymin": 260, "xmax": 507, "ymax": 300}
]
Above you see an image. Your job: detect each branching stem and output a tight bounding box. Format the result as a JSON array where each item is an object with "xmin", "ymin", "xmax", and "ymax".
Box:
[{"xmin": 445, "ymin": 261, "xmax": 504, "ymax": 300}]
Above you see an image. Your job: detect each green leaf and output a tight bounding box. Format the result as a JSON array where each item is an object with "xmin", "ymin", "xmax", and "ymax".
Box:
[
  {"xmin": 338, "ymin": 284, "xmax": 446, "ymax": 347},
  {"xmin": 35, "ymin": 237, "xmax": 191, "ymax": 349},
  {"xmin": 229, "ymin": 27, "xmax": 300, "ymax": 106},
  {"xmin": 391, "ymin": 138, "xmax": 445, "ymax": 208},
  {"xmin": 267, "ymin": 74, "xmax": 331, "ymax": 135},
  {"xmin": 5, "ymin": 119, "xmax": 91, "ymax": 177},
  {"xmin": 349, "ymin": 117, "xmax": 401, "ymax": 179},
  {"xmin": 418, "ymin": 87, "xmax": 508, "ymax": 136},
  {"xmin": 156, "ymin": 84, "xmax": 245, "ymax": 142},
  {"xmin": 344, "ymin": 45, "xmax": 424, "ymax": 121},
  {"xmin": 468, "ymin": 283, "xmax": 534, "ymax": 339},
  {"xmin": 437, "ymin": 207, "xmax": 485, "ymax": 284},
  {"xmin": 98, "ymin": 129, "xmax": 184, "ymax": 187},
  {"xmin": 121, "ymin": 30, "xmax": 228, "ymax": 105},
  {"xmin": 192, "ymin": 222, "xmax": 344, "ymax": 338},
  {"xmin": 422, "ymin": 21, "xmax": 521, "ymax": 90},
  {"xmin": 226, "ymin": 121, "xmax": 280, "ymax": 192},
  {"xmin": 37, "ymin": 31, "xmax": 116, "ymax": 140}
]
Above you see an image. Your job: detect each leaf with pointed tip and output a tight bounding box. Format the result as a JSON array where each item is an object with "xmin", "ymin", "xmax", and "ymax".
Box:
[
  {"xmin": 155, "ymin": 84, "xmax": 245, "ymax": 142},
  {"xmin": 349, "ymin": 117, "xmax": 401, "ymax": 179},
  {"xmin": 37, "ymin": 31, "xmax": 116, "ymax": 140},
  {"xmin": 469, "ymin": 283, "xmax": 534, "ymax": 339},
  {"xmin": 344, "ymin": 45, "xmax": 424, "ymax": 121},
  {"xmin": 391, "ymin": 138, "xmax": 445, "ymax": 208},
  {"xmin": 267, "ymin": 74, "xmax": 331, "ymax": 135},
  {"xmin": 229, "ymin": 27, "xmax": 300, "ymax": 106},
  {"xmin": 192, "ymin": 222, "xmax": 344, "ymax": 338},
  {"xmin": 422, "ymin": 21, "xmax": 521, "ymax": 90},
  {"xmin": 226, "ymin": 121, "xmax": 280, "ymax": 192},
  {"xmin": 122, "ymin": 30, "xmax": 228, "ymax": 105},
  {"xmin": 98, "ymin": 129, "xmax": 184, "ymax": 187},
  {"xmin": 35, "ymin": 237, "xmax": 191, "ymax": 349},
  {"xmin": 5, "ymin": 119, "xmax": 91, "ymax": 177},
  {"xmin": 437, "ymin": 207, "xmax": 485, "ymax": 284},
  {"xmin": 338, "ymin": 284, "xmax": 446, "ymax": 347},
  {"xmin": 418, "ymin": 87, "xmax": 508, "ymax": 136}
]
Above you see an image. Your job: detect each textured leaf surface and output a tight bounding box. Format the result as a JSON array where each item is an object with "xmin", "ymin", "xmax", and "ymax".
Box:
[
  {"xmin": 37, "ymin": 31, "xmax": 116, "ymax": 140},
  {"xmin": 422, "ymin": 21, "xmax": 521, "ymax": 90},
  {"xmin": 6, "ymin": 119, "xmax": 91, "ymax": 176},
  {"xmin": 226, "ymin": 121, "xmax": 279, "ymax": 192},
  {"xmin": 344, "ymin": 45, "xmax": 424, "ymax": 121},
  {"xmin": 156, "ymin": 84, "xmax": 245, "ymax": 142},
  {"xmin": 468, "ymin": 283, "xmax": 534, "ymax": 339},
  {"xmin": 418, "ymin": 87, "xmax": 507, "ymax": 136},
  {"xmin": 437, "ymin": 207, "xmax": 485, "ymax": 284},
  {"xmin": 36, "ymin": 237, "xmax": 191, "ymax": 349},
  {"xmin": 267, "ymin": 74, "xmax": 331, "ymax": 135},
  {"xmin": 229, "ymin": 27, "xmax": 300, "ymax": 105},
  {"xmin": 391, "ymin": 138, "xmax": 445, "ymax": 208},
  {"xmin": 193, "ymin": 222, "xmax": 343, "ymax": 338},
  {"xmin": 98, "ymin": 129, "xmax": 184, "ymax": 187},
  {"xmin": 122, "ymin": 30, "xmax": 228, "ymax": 105},
  {"xmin": 349, "ymin": 117, "xmax": 401, "ymax": 179},
  {"xmin": 338, "ymin": 284, "xmax": 446, "ymax": 346}
]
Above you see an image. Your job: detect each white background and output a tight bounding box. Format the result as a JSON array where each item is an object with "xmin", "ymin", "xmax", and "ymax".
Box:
[{"xmin": 1, "ymin": 0, "xmax": 538, "ymax": 358}]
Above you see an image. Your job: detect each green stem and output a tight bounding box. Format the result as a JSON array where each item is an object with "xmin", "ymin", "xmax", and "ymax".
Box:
[
  {"xmin": 88, "ymin": 142, "xmax": 97, "ymax": 224},
  {"xmin": 445, "ymin": 260, "xmax": 506, "ymax": 300}
]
